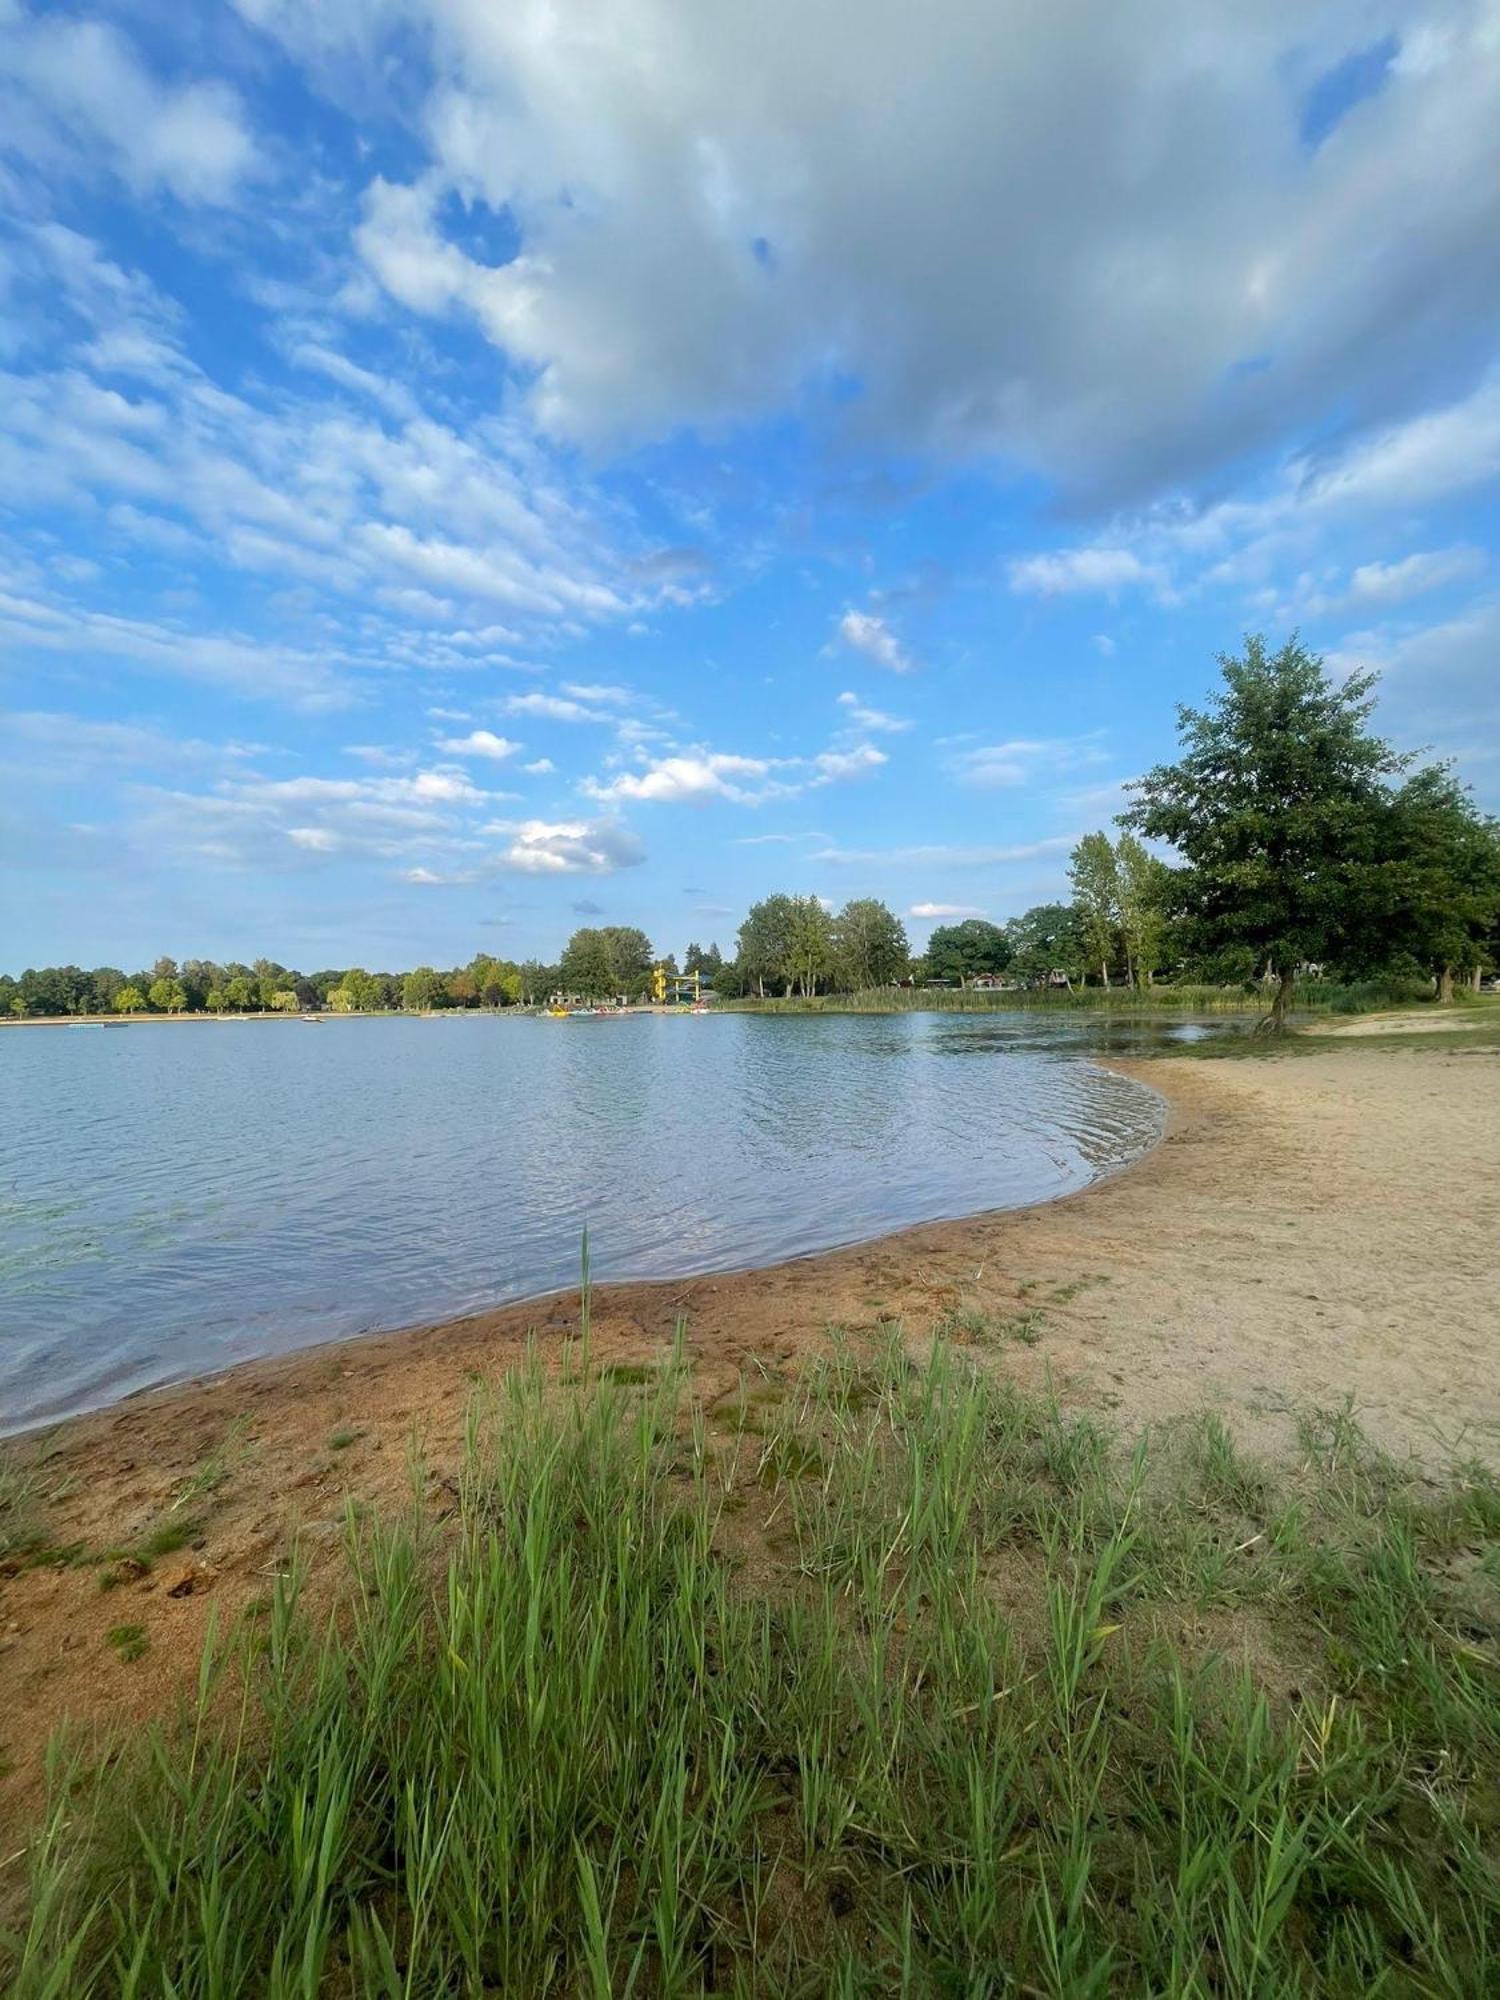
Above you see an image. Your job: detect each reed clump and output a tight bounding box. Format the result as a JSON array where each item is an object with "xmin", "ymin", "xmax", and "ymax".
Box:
[{"xmin": 8, "ymin": 1332, "xmax": 1499, "ymax": 1995}]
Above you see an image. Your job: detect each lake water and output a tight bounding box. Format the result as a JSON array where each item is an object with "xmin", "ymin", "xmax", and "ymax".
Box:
[{"xmin": 0, "ymin": 1011, "xmax": 1179, "ymax": 1433}]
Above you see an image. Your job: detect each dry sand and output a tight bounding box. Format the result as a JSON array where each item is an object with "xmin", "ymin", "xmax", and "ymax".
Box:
[{"xmin": 3, "ymin": 1037, "xmax": 1498, "ymax": 1827}]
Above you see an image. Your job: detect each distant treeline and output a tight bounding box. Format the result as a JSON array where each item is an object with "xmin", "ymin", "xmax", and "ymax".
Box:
[{"xmin": 8, "ymin": 639, "xmax": 1499, "ymax": 1028}]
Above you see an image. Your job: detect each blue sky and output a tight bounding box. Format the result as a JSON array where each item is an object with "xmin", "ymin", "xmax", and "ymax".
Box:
[{"xmin": 3, "ymin": 0, "xmax": 1499, "ymax": 970}]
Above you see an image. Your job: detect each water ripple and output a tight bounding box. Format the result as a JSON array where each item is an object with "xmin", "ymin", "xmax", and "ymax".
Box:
[{"xmin": 0, "ymin": 1012, "xmax": 1172, "ymax": 1432}]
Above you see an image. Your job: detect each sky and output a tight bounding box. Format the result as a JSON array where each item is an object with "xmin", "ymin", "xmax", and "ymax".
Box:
[{"xmin": 3, "ymin": 0, "xmax": 1499, "ymax": 972}]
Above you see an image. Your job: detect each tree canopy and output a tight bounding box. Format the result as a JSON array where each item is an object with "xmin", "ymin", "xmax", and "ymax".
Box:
[
  {"xmin": 923, "ymin": 919, "xmax": 1011, "ymax": 986},
  {"xmin": 1124, "ymin": 635, "xmax": 1409, "ymax": 1027}
]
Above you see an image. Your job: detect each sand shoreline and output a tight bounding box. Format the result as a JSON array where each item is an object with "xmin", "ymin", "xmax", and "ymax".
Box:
[{"xmin": 2, "ymin": 1039, "xmax": 1497, "ymax": 1825}]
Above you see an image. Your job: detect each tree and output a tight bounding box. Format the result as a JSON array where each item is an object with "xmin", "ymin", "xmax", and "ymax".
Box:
[
  {"xmin": 518, "ymin": 960, "xmax": 552, "ymax": 1006},
  {"xmin": 271, "ymin": 989, "xmax": 300, "ymax": 1013},
  {"xmin": 923, "ymin": 919, "xmax": 1011, "ymax": 987},
  {"xmin": 205, "ymin": 988, "xmax": 228, "ymax": 1013},
  {"xmin": 1123, "ymin": 635, "xmax": 1406, "ymax": 1031},
  {"xmin": 402, "ymin": 967, "xmax": 448, "ymax": 1011},
  {"xmin": 148, "ymin": 977, "xmax": 187, "ymax": 1015},
  {"xmin": 1115, "ymin": 833, "xmax": 1173, "ymax": 987},
  {"xmin": 114, "ymin": 985, "xmax": 146, "ymax": 1014},
  {"xmin": 559, "ymin": 929, "xmax": 619, "ymax": 1000},
  {"xmin": 833, "ymin": 899, "xmax": 909, "ymax": 991},
  {"xmin": 737, "ymin": 894, "xmax": 798, "ymax": 998},
  {"xmin": 600, "ymin": 926, "xmax": 654, "ymax": 997},
  {"xmin": 223, "ymin": 975, "xmax": 256, "ymax": 1012},
  {"xmin": 1383, "ymin": 767, "xmax": 1500, "ymax": 1001},
  {"xmin": 683, "ymin": 941, "xmax": 723, "ymax": 978},
  {"xmin": 784, "ymin": 896, "xmax": 835, "ymax": 998},
  {"xmin": 1068, "ymin": 833, "xmax": 1121, "ymax": 987},
  {"xmin": 1006, "ymin": 904, "xmax": 1086, "ymax": 989}
]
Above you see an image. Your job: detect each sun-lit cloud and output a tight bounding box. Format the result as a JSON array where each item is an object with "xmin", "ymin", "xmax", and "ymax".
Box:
[
  {"xmin": 836, "ymin": 610, "xmax": 915, "ymax": 674},
  {"xmin": 488, "ymin": 816, "xmax": 646, "ymax": 875},
  {"xmin": 434, "ymin": 728, "xmax": 522, "ymax": 761}
]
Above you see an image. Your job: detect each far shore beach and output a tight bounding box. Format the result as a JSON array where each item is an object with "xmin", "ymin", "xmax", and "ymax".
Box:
[{"xmin": 2, "ymin": 1033, "xmax": 1497, "ymax": 1823}]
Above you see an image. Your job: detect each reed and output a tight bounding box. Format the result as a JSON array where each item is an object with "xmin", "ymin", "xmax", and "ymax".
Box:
[{"xmin": 8, "ymin": 1329, "xmax": 1499, "ymax": 1995}]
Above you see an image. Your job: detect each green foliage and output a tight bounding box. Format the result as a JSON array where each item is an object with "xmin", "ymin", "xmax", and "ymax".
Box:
[
  {"xmin": 558, "ymin": 928, "xmax": 624, "ymax": 1000},
  {"xmin": 923, "ymin": 917, "xmax": 1011, "ymax": 985},
  {"xmin": 146, "ymin": 977, "xmax": 187, "ymax": 1015},
  {"xmin": 1116, "ymin": 830, "xmax": 1172, "ymax": 985},
  {"xmin": 112, "ymin": 984, "xmax": 146, "ymax": 1015},
  {"xmin": 11, "ymin": 1340, "xmax": 1500, "ymax": 1996},
  {"xmin": 832, "ymin": 897, "xmax": 909, "ymax": 990},
  {"xmin": 736, "ymin": 892, "xmax": 799, "ymax": 997},
  {"xmin": 1068, "ymin": 831, "xmax": 1121, "ymax": 985},
  {"xmin": 1005, "ymin": 901, "xmax": 1086, "ymax": 987},
  {"xmin": 401, "ymin": 967, "xmax": 448, "ymax": 1012},
  {"xmin": 1124, "ymin": 635, "xmax": 1408, "ymax": 1025},
  {"xmin": 1380, "ymin": 765, "xmax": 1500, "ymax": 998}
]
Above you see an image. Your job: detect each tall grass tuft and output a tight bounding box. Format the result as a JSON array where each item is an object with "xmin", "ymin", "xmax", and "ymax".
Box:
[{"xmin": 7, "ymin": 1334, "xmax": 1499, "ymax": 1994}]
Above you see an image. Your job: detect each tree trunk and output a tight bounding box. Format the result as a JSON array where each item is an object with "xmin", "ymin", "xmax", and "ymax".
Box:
[
  {"xmin": 1100, "ymin": 959, "xmax": 1110, "ymax": 990},
  {"xmin": 1473, "ymin": 965, "xmax": 1484, "ymax": 993},
  {"xmin": 1258, "ymin": 966, "xmax": 1295, "ymax": 1035},
  {"xmin": 1437, "ymin": 963, "xmax": 1454, "ymax": 1004}
]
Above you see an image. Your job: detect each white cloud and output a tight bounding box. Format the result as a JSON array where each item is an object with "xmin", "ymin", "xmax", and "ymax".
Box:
[
  {"xmin": 435, "ymin": 728, "xmax": 522, "ymax": 760},
  {"xmin": 837, "ymin": 609, "xmax": 914, "ymax": 673},
  {"xmin": 502, "ymin": 691, "xmax": 610, "ymax": 723},
  {"xmin": 270, "ymin": 0, "xmax": 1500, "ymax": 507},
  {"xmin": 1, "ymin": 9, "xmax": 258, "ymax": 204},
  {"xmin": 0, "ymin": 586, "xmax": 350, "ymax": 709},
  {"xmin": 523, "ymin": 756, "xmax": 556, "ymax": 774},
  {"xmin": 947, "ymin": 735, "xmax": 1108, "ymax": 789},
  {"xmin": 910, "ymin": 902, "xmax": 986, "ymax": 919},
  {"xmin": 811, "ymin": 744, "xmax": 887, "ymax": 785},
  {"xmin": 490, "ymin": 816, "xmax": 646, "ymax": 875},
  {"xmin": 585, "ymin": 751, "xmax": 785, "ymax": 806},
  {"xmin": 836, "ymin": 691, "xmax": 910, "ymax": 733},
  {"xmin": 1340, "ymin": 546, "xmax": 1484, "ymax": 610},
  {"xmin": 1008, "ymin": 548, "xmax": 1164, "ymax": 597},
  {"xmin": 562, "ymin": 681, "xmax": 635, "ymax": 704}
]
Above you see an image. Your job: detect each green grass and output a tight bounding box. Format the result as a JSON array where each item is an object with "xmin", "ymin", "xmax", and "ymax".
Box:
[
  {"xmin": 104, "ymin": 1623, "xmax": 149, "ymax": 1665},
  {"xmin": 720, "ymin": 975, "xmax": 1460, "ymax": 1020},
  {"xmin": 6, "ymin": 1331, "xmax": 1500, "ymax": 1996}
]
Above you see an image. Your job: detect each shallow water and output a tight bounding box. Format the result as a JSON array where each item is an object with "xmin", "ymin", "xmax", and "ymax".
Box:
[{"xmin": 0, "ymin": 1011, "xmax": 1185, "ymax": 1432}]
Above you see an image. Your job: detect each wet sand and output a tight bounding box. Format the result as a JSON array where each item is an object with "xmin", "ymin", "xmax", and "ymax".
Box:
[{"xmin": 2, "ymin": 1039, "xmax": 1498, "ymax": 1827}]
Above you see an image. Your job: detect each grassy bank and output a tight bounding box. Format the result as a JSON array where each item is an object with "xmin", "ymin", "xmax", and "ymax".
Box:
[
  {"xmin": 720, "ymin": 976, "xmax": 1451, "ymax": 1018},
  {"xmin": 7, "ymin": 1325, "xmax": 1499, "ymax": 1996}
]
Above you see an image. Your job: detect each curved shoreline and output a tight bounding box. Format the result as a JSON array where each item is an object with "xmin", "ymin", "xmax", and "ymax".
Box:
[
  {"xmin": 3, "ymin": 1040, "xmax": 1165, "ymax": 1441},
  {"xmin": 2, "ymin": 1041, "xmax": 1498, "ymax": 1825},
  {"xmin": 7, "ymin": 1055, "xmax": 1171, "ymax": 1444}
]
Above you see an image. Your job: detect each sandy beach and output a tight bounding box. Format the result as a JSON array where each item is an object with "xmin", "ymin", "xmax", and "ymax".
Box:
[{"xmin": 3, "ymin": 1036, "xmax": 1498, "ymax": 1825}]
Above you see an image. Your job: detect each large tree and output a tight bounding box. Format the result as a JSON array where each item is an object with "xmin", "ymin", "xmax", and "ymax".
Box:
[
  {"xmin": 784, "ymin": 896, "xmax": 835, "ymax": 998},
  {"xmin": 1123, "ymin": 636, "xmax": 1406, "ymax": 1031},
  {"xmin": 1068, "ymin": 833, "xmax": 1121, "ymax": 987},
  {"xmin": 834, "ymin": 898, "xmax": 909, "ymax": 991},
  {"xmin": 1383, "ymin": 767, "xmax": 1500, "ymax": 1001},
  {"xmin": 736, "ymin": 894, "xmax": 797, "ymax": 998},
  {"xmin": 600, "ymin": 926, "xmax": 654, "ymax": 996},
  {"xmin": 559, "ymin": 929, "xmax": 619, "ymax": 1000},
  {"xmin": 402, "ymin": 967, "xmax": 449, "ymax": 1011},
  {"xmin": 923, "ymin": 918, "xmax": 1010, "ymax": 986},
  {"xmin": 1005, "ymin": 904, "xmax": 1085, "ymax": 989},
  {"xmin": 1115, "ymin": 833, "xmax": 1173, "ymax": 988}
]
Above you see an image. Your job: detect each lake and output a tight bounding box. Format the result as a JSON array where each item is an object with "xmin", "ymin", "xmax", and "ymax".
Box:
[{"xmin": 0, "ymin": 1011, "xmax": 1179, "ymax": 1433}]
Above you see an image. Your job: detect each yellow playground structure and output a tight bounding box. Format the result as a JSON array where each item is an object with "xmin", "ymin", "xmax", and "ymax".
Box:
[{"xmin": 651, "ymin": 964, "xmax": 708, "ymax": 1006}]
